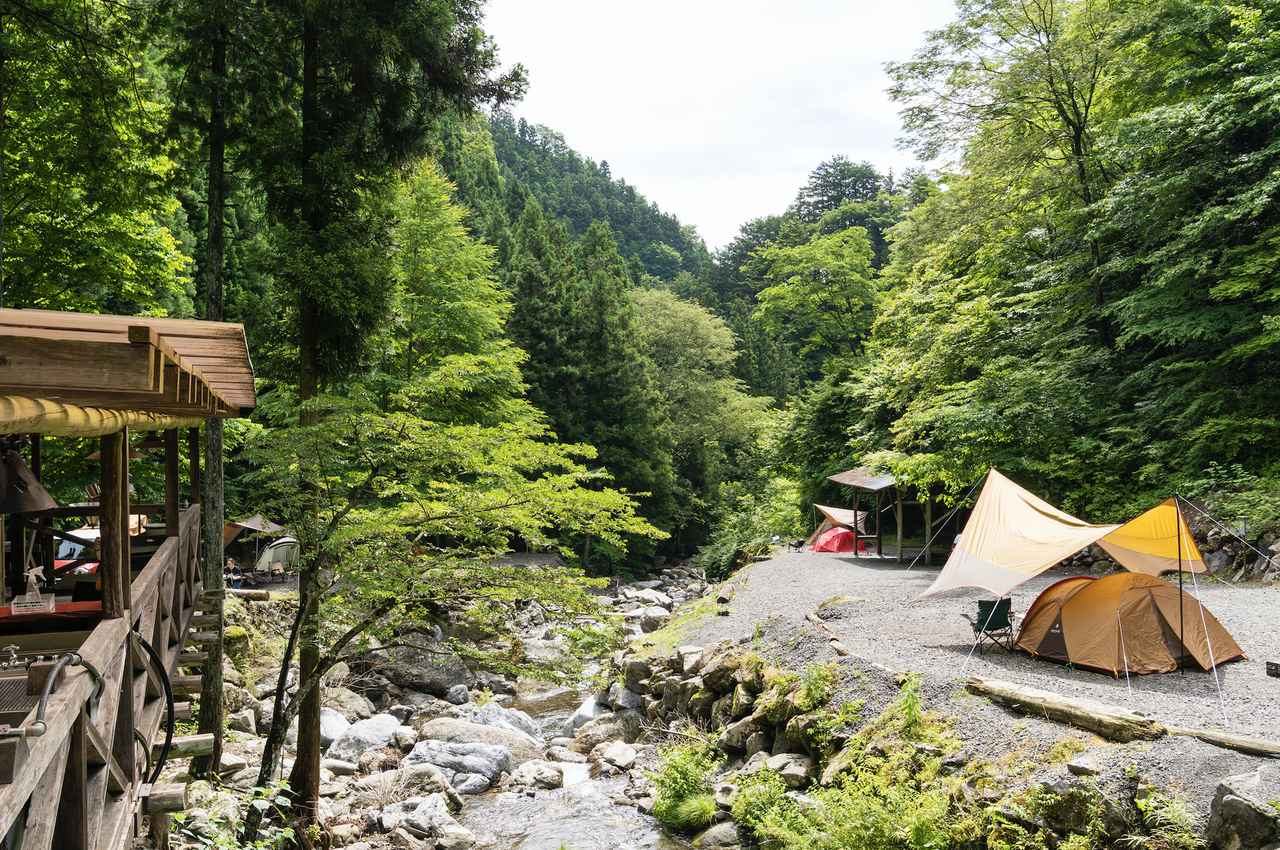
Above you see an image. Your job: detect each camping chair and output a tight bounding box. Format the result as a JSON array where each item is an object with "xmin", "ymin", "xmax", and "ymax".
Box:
[{"xmin": 963, "ymin": 598, "xmax": 1015, "ymax": 653}]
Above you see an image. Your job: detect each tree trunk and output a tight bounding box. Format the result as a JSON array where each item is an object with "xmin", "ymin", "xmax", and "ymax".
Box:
[
  {"xmin": 286, "ymin": 15, "xmax": 323, "ymax": 845},
  {"xmin": 191, "ymin": 2, "xmax": 228, "ymax": 779}
]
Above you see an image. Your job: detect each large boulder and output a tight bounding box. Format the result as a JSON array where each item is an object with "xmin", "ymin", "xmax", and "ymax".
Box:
[
  {"xmin": 324, "ymin": 686, "xmax": 376, "ymax": 721},
  {"xmin": 765, "ymin": 753, "xmax": 816, "ymax": 789},
  {"xmin": 289, "ymin": 706, "xmax": 350, "ymax": 748},
  {"xmin": 382, "ymin": 650, "xmax": 474, "ymax": 699},
  {"xmin": 352, "ymin": 764, "xmax": 461, "ymax": 812},
  {"xmin": 622, "ymin": 658, "xmax": 652, "ymax": 691},
  {"xmin": 1207, "ymin": 767, "xmax": 1280, "ymax": 850},
  {"xmin": 401, "ymin": 740, "xmax": 513, "ymax": 786},
  {"xmin": 606, "ymin": 682, "xmax": 644, "ymax": 711},
  {"xmin": 418, "ymin": 717, "xmax": 542, "ymax": 765},
  {"xmin": 326, "ymin": 713, "xmax": 401, "ymax": 763},
  {"xmin": 632, "ymin": 606, "xmax": 671, "ymax": 633},
  {"xmin": 447, "ymin": 701, "xmax": 541, "ymax": 740}
]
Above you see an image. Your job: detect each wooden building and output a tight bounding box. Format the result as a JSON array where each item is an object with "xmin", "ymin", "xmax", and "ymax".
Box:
[
  {"xmin": 827, "ymin": 467, "xmax": 944, "ymax": 563},
  {"xmin": 0, "ymin": 308, "xmax": 255, "ymax": 849}
]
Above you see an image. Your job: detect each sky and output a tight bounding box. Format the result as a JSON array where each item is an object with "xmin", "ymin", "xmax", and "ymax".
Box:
[{"xmin": 483, "ymin": 1, "xmax": 957, "ymax": 251}]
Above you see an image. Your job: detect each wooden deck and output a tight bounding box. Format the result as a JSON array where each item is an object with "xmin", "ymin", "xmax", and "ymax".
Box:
[{"xmin": 0, "ymin": 503, "xmax": 202, "ymax": 850}]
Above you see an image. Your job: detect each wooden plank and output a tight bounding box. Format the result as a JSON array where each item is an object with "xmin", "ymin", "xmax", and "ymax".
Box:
[
  {"xmin": 83, "ymin": 717, "xmax": 129, "ymax": 797},
  {"xmin": 187, "ymin": 427, "xmax": 201, "ymax": 503},
  {"xmin": 118, "ymin": 429, "xmax": 133, "ymax": 613},
  {"xmin": 20, "ymin": 735, "xmax": 71, "ymax": 850},
  {"xmin": 164, "ymin": 430, "xmax": 181, "ymax": 536},
  {"xmin": 0, "ymin": 337, "xmax": 157, "ymax": 393},
  {"xmin": 52, "ymin": 713, "xmax": 90, "ymax": 850}
]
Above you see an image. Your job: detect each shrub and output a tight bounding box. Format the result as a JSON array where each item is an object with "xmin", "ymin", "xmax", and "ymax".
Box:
[
  {"xmin": 1121, "ymin": 792, "xmax": 1205, "ymax": 850},
  {"xmin": 731, "ymin": 769, "xmax": 796, "ymax": 836},
  {"xmin": 796, "ymin": 662, "xmax": 838, "ymax": 712},
  {"xmin": 693, "ymin": 476, "xmax": 805, "ymax": 580},
  {"xmin": 650, "ymin": 738, "xmax": 722, "ymax": 832}
]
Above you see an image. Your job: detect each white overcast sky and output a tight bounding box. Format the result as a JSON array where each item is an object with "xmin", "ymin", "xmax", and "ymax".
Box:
[{"xmin": 483, "ymin": 1, "xmax": 958, "ymax": 251}]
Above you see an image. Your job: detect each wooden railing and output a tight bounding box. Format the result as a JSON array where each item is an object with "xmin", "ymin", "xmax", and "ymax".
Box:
[{"xmin": 0, "ymin": 503, "xmax": 201, "ymax": 850}]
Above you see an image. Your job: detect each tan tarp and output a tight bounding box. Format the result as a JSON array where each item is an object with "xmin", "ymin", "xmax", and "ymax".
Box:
[
  {"xmin": 1016, "ymin": 573, "xmax": 1245, "ymax": 676},
  {"xmin": 919, "ymin": 470, "xmax": 1120, "ymax": 598},
  {"xmin": 1100, "ymin": 499, "xmax": 1206, "ymax": 576},
  {"xmin": 805, "ymin": 504, "xmax": 868, "ymax": 547}
]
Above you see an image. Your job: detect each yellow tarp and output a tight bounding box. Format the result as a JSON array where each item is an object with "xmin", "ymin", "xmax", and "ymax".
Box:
[
  {"xmin": 920, "ymin": 470, "xmax": 1120, "ymax": 598},
  {"xmin": 1099, "ymin": 499, "xmax": 1206, "ymax": 575}
]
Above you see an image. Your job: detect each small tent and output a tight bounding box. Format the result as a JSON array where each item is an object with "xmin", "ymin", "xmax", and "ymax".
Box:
[
  {"xmin": 812, "ymin": 526, "xmax": 857, "ymax": 553},
  {"xmin": 805, "ymin": 504, "xmax": 867, "ymax": 549},
  {"xmin": 1016, "ymin": 573, "xmax": 1244, "ymax": 676}
]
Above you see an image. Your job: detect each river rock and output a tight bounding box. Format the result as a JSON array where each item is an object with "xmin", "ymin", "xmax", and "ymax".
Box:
[
  {"xmin": 597, "ymin": 741, "xmax": 637, "ymax": 770},
  {"xmin": 1207, "ymin": 767, "xmax": 1280, "ymax": 850},
  {"xmin": 401, "ymin": 740, "xmax": 513, "ymax": 786},
  {"xmin": 321, "ymin": 758, "xmax": 358, "ymax": 777},
  {"xmin": 448, "ymin": 701, "xmax": 541, "ymax": 739},
  {"xmin": 719, "ymin": 715, "xmax": 758, "ymax": 752},
  {"xmin": 676, "ymin": 645, "xmax": 705, "ymax": 674},
  {"xmin": 353, "ymin": 763, "xmax": 461, "ymax": 811},
  {"xmin": 327, "ymin": 713, "xmax": 401, "ymax": 763},
  {"xmin": 626, "ymin": 588, "xmax": 673, "ymax": 609},
  {"xmin": 402, "ymin": 794, "xmax": 475, "ymax": 849},
  {"xmin": 325, "ymin": 685, "xmax": 376, "ymax": 721},
  {"xmin": 622, "ymin": 658, "xmax": 652, "ymax": 691},
  {"xmin": 630, "ymin": 606, "xmax": 671, "ymax": 632},
  {"xmin": 509, "ymin": 759, "xmax": 564, "ymax": 789},
  {"xmin": 692, "ymin": 821, "xmax": 741, "ymax": 848},
  {"xmin": 228, "ymin": 708, "xmax": 256, "ymax": 735},
  {"xmin": 766, "ymin": 753, "xmax": 816, "ymax": 789},
  {"xmin": 571, "ymin": 714, "xmax": 625, "ymax": 754},
  {"xmin": 567, "ymin": 695, "xmax": 609, "ymax": 733},
  {"xmin": 418, "ymin": 717, "xmax": 541, "ymax": 764},
  {"xmin": 606, "ymin": 682, "xmax": 644, "ymax": 711},
  {"xmin": 393, "ymin": 725, "xmax": 419, "ymax": 750},
  {"xmin": 546, "ymin": 745, "xmax": 587, "ymax": 763}
]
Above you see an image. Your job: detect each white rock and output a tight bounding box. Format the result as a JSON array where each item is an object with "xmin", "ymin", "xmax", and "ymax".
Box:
[
  {"xmin": 509, "ymin": 759, "xmax": 564, "ymax": 789},
  {"xmin": 566, "ymin": 695, "xmax": 609, "ymax": 733},
  {"xmin": 599, "ymin": 741, "xmax": 637, "ymax": 770},
  {"xmin": 393, "ymin": 725, "xmax": 418, "ymax": 749},
  {"xmin": 326, "ymin": 713, "xmax": 401, "ymax": 763},
  {"xmin": 322, "ymin": 758, "xmax": 358, "ymax": 776},
  {"xmin": 401, "ymin": 740, "xmax": 513, "ymax": 785}
]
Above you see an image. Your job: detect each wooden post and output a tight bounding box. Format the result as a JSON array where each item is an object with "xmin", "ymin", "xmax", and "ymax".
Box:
[
  {"xmin": 164, "ymin": 429, "xmax": 180, "ymax": 537},
  {"xmin": 187, "ymin": 427, "xmax": 201, "ymax": 504},
  {"xmin": 99, "ymin": 431, "xmax": 126, "ymax": 619},
  {"xmin": 895, "ymin": 489, "xmax": 904, "ymax": 564},
  {"xmin": 875, "ymin": 490, "xmax": 883, "ymax": 557},
  {"xmin": 119, "ymin": 426, "xmax": 132, "ymax": 610},
  {"xmin": 30, "ymin": 435, "xmax": 53, "ymax": 571},
  {"xmin": 924, "ymin": 487, "xmax": 933, "ymax": 566}
]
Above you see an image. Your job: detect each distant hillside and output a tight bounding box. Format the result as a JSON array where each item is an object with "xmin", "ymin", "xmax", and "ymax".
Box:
[{"xmin": 487, "ymin": 111, "xmax": 711, "ymax": 281}]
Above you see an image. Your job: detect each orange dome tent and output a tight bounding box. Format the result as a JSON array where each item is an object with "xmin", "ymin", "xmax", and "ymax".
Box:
[{"xmin": 1016, "ymin": 573, "xmax": 1245, "ymax": 676}]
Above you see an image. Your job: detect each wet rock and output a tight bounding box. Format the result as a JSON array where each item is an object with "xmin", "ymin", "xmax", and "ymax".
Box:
[
  {"xmin": 766, "ymin": 753, "xmax": 816, "ymax": 789},
  {"xmin": 571, "ymin": 714, "xmax": 624, "ymax": 754},
  {"xmin": 692, "ymin": 821, "xmax": 741, "ymax": 848},
  {"xmin": 509, "ymin": 759, "xmax": 564, "ymax": 790},
  {"xmin": 1207, "ymin": 767, "xmax": 1280, "ymax": 850},
  {"xmin": 567, "ymin": 695, "xmax": 609, "ymax": 733},
  {"xmin": 418, "ymin": 717, "xmax": 542, "ymax": 764},
  {"xmin": 401, "ymin": 740, "xmax": 513, "ymax": 786},
  {"xmin": 327, "ymin": 713, "xmax": 402, "ymax": 763}
]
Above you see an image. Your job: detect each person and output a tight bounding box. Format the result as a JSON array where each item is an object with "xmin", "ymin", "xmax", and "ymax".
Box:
[{"xmin": 225, "ymin": 556, "xmax": 243, "ymax": 589}]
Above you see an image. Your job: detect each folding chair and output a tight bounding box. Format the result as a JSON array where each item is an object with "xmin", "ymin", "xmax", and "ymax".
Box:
[{"xmin": 963, "ymin": 598, "xmax": 1015, "ymax": 653}]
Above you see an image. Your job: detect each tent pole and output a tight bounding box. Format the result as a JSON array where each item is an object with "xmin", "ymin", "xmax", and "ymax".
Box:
[
  {"xmin": 1178, "ymin": 508, "xmax": 1185, "ymax": 676},
  {"xmin": 1117, "ymin": 610, "xmax": 1133, "ymax": 702},
  {"xmin": 1188, "ymin": 539, "xmax": 1229, "ymax": 727}
]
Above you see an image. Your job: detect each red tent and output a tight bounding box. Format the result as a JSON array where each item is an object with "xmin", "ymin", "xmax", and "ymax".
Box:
[{"xmin": 812, "ymin": 526, "xmax": 857, "ymax": 553}]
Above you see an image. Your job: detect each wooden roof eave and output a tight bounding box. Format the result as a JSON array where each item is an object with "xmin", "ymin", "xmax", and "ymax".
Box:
[{"xmin": 0, "ymin": 395, "xmax": 207, "ymax": 437}]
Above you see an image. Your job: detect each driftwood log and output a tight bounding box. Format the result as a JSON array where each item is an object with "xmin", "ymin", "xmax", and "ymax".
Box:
[
  {"xmin": 964, "ymin": 677, "xmax": 1167, "ymax": 742},
  {"xmin": 156, "ymin": 734, "xmax": 215, "ymax": 759},
  {"xmin": 227, "ymin": 588, "xmax": 270, "ymax": 601},
  {"xmin": 1166, "ymin": 726, "xmax": 1280, "ymax": 758}
]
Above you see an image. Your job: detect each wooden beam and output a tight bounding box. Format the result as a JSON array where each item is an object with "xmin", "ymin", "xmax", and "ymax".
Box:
[
  {"xmin": 119, "ymin": 428, "xmax": 132, "ymax": 611},
  {"xmin": 164, "ymin": 429, "xmax": 180, "ymax": 537},
  {"xmin": 99, "ymin": 432, "xmax": 126, "ymax": 619},
  {"xmin": 187, "ymin": 427, "xmax": 201, "ymax": 503}
]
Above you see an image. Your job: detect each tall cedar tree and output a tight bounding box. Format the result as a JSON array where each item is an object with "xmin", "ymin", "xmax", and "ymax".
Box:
[{"xmin": 239, "ymin": 2, "xmax": 523, "ymax": 840}]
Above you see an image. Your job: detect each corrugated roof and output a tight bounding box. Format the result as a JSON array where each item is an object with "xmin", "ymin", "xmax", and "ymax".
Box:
[{"xmin": 827, "ymin": 466, "xmax": 896, "ymax": 492}]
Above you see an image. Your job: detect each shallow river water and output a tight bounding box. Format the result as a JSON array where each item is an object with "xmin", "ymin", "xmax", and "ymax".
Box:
[{"xmin": 456, "ymin": 686, "xmax": 690, "ymax": 850}]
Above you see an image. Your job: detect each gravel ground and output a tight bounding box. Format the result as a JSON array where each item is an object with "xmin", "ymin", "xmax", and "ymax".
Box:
[{"xmin": 689, "ymin": 551, "xmax": 1280, "ymax": 739}]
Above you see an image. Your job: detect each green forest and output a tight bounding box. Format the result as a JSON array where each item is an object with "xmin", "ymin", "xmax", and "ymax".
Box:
[{"xmin": 4, "ymin": 0, "xmax": 1280, "ymax": 843}]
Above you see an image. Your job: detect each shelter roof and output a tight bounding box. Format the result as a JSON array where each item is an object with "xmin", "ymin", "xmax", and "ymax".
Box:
[
  {"xmin": 0, "ymin": 308, "xmax": 255, "ymax": 433},
  {"xmin": 827, "ymin": 466, "xmax": 896, "ymax": 492}
]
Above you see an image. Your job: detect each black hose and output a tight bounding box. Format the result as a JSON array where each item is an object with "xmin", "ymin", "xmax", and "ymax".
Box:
[
  {"xmin": 132, "ymin": 632, "xmax": 174, "ymax": 784},
  {"xmin": 27, "ymin": 653, "xmax": 78, "ymax": 737}
]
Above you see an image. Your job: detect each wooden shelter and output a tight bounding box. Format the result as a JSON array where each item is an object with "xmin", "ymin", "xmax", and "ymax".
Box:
[
  {"xmin": 0, "ymin": 308, "xmax": 254, "ymax": 849},
  {"xmin": 826, "ymin": 467, "xmax": 941, "ymax": 563}
]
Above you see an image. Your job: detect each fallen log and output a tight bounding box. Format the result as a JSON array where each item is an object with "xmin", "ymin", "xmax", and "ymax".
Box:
[
  {"xmin": 157, "ymin": 734, "xmax": 214, "ymax": 759},
  {"xmin": 964, "ymin": 677, "xmax": 1167, "ymax": 742},
  {"xmin": 227, "ymin": 588, "xmax": 270, "ymax": 602},
  {"xmin": 1166, "ymin": 725, "xmax": 1280, "ymax": 758},
  {"xmin": 142, "ymin": 783, "xmax": 189, "ymax": 814}
]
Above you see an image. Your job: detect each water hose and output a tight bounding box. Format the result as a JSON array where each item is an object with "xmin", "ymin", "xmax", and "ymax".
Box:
[{"xmin": 132, "ymin": 631, "xmax": 175, "ymax": 784}]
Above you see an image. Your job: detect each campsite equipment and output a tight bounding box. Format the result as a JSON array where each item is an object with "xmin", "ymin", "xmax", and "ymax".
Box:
[
  {"xmin": 253, "ymin": 536, "xmax": 299, "ymax": 582},
  {"xmin": 1015, "ymin": 573, "xmax": 1245, "ymax": 676},
  {"xmin": 963, "ymin": 597, "xmax": 1015, "ymax": 653},
  {"xmin": 811, "ymin": 526, "xmax": 857, "ymax": 553},
  {"xmin": 805, "ymin": 504, "xmax": 866, "ymax": 547}
]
